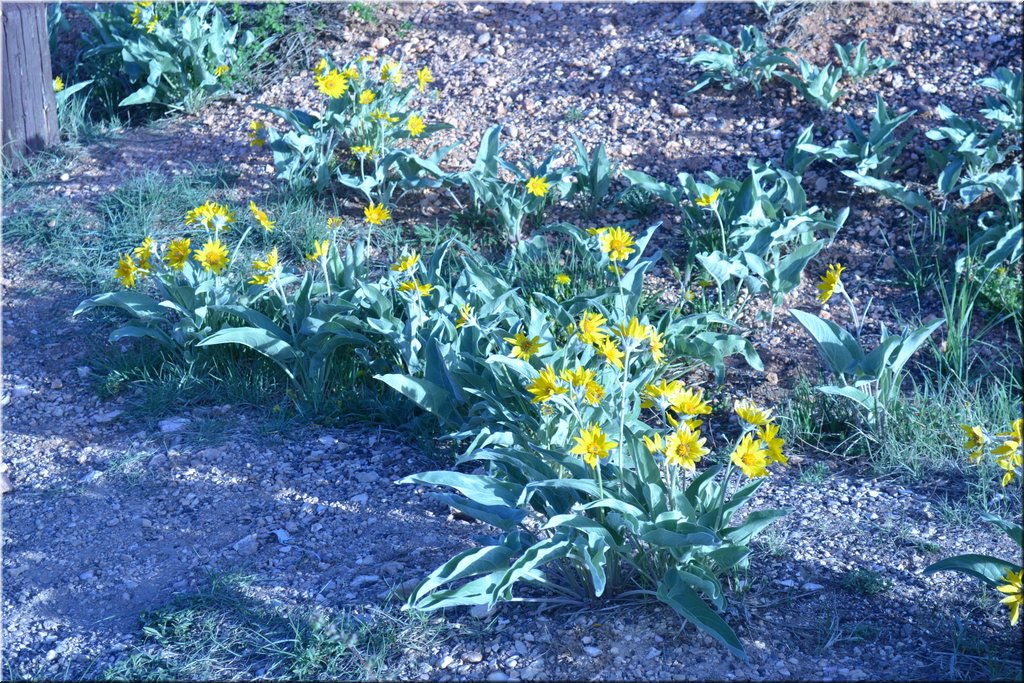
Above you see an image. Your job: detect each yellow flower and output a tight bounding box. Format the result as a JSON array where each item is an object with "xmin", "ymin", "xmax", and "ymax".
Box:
[
  {"xmin": 504, "ymin": 332, "xmax": 544, "ymax": 361},
  {"xmin": 997, "ymin": 569, "xmax": 1023, "ymax": 626},
  {"xmin": 164, "ymin": 238, "xmax": 192, "ymax": 271},
  {"xmin": 185, "ymin": 201, "xmax": 235, "ymax": 232},
  {"xmin": 995, "ymin": 450, "xmax": 1021, "ymax": 487},
  {"xmin": 586, "ymin": 227, "xmax": 609, "ymax": 237},
  {"xmin": 455, "ymin": 303, "xmax": 475, "ymax": 329},
  {"xmin": 195, "ymin": 239, "xmax": 230, "ymax": 274},
  {"xmin": 391, "ymin": 251, "xmax": 420, "ymax": 272},
  {"xmin": 359, "ymin": 89, "xmax": 376, "ymax": 105},
  {"xmin": 560, "ymin": 367, "xmax": 603, "ymax": 406},
  {"xmin": 145, "ymin": 15, "xmax": 159, "ymax": 33},
  {"xmin": 570, "ymin": 423, "xmax": 618, "ymax": 469},
  {"xmin": 996, "ymin": 418, "xmax": 1023, "ymax": 445},
  {"xmin": 53, "ymin": 76, "xmax": 65, "ymax": 92},
  {"xmin": 614, "ymin": 316, "xmax": 649, "ymax": 343},
  {"xmin": 249, "ymin": 247, "xmax": 279, "ymax": 285},
  {"xmin": 648, "ymin": 327, "xmax": 666, "ymax": 364},
  {"xmin": 643, "ymin": 433, "xmax": 664, "ymax": 454},
  {"xmin": 553, "ymin": 273, "xmax": 571, "ymax": 286},
  {"xmin": 758, "ymin": 422, "xmax": 787, "ymax": 465},
  {"xmin": 398, "ymin": 278, "xmax": 434, "ymax": 297},
  {"xmin": 695, "ymin": 187, "xmax": 721, "ymax": 207},
  {"xmin": 115, "ymin": 253, "xmax": 139, "ymax": 289},
  {"xmin": 417, "ymin": 66, "xmax": 434, "ymax": 92},
  {"xmin": 731, "ymin": 433, "xmax": 770, "ymax": 478},
  {"xmin": 364, "ymin": 202, "xmax": 392, "ymax": 225},
  {"xmin": 961, "ymin": 424, "xmax": 988, "ymax": 463},
  {"xmin": 248, "ymin": 201, "xmax": 275, "ymax": 232},
  {"xmin": 380, "ymin": 60, "xmax": 403, "ymax": 85},
  {"xmin": 132, "ymin": 236, "xmax": 156, "ymax": 273},
  {"xmin": 598, "ymin": 226, "xmax": 636, "ymax": 262},
  {"xmin": 816, "ymin": 263, "xmax": 845, "ymax": 303},
  {"xmin": 315, "ymin": 69, "xmax": 348, "ymax": 98},
  {"xmin": 642, "ymin": 379, "xmax": 682, "ymax": 410},
  {"xmin": 576, "ymin": 310, "xmax": 610, "ymax": 346},
  {"xmin": 314, "ymin": 57, "xmax": 329, "ymax": 78},
  {"xmin": 665, "ymin": 424, "xmax": 709, "ymax": 470},
  {"xmin": 407, "ymin": 114, "xmax": 426, "ymax": 137},
  {"xmin": 526, "ymin": 176, "xmax": 550, "ymax": 197},
  {"xmin": 350, "ymin": 145, "xmax": 376, "ymax": 158},
  {"xmin": 306, "ymin": 239, "xmax": 330, "ymax": 261},
  {"xmin": 669, "ymin": 387, "xmax": 712, "ymax": 419},
  {"xmin": 371, "ymin": 108, "xmax": 400, "ymax": 123},
  {"xmin": 735, "ymin": 398, "xmax": 773, "ymax": 426},
  {"xmin": 343, "ymin": 66, "xmax": 360, "ymax": 81},
  {"xmin": 214, "ymin": 64, "xmax": 230, "ymax": 78},
  {"xmin": 248, "ymin": 120, "xmax": 267, "ymax": 147},
  {"xmin": 327, "ymin": 217, "xmax": 344, "ymax": 230},
  {"xmin": 993, "ymin": 420, "xmax": 1022, "ymax": 487},
  {"xmin": 527, "ymin": 366, "xmax": 567, "ymax": 404},
  {"xmin": 598, "ymin": 338, "xmax": 625, "ymax": 370}
]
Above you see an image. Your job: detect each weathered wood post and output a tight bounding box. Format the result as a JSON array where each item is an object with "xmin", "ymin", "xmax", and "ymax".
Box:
[{"xmin": 1, "ymin": 2, "xmax": 59, "ymax": 173}]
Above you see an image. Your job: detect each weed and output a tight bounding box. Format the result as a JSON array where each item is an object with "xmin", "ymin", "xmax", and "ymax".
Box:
[
  {"xmin": 617, "ymin": 185, "xmax": 658, "ymax": 219},
  {"xmin": 103, "ymin": 573, "xmax": 446, "ymax": 681},
  {"xmin": 781, "ymin": 377, "xmax": 857, "ymax": 454},
  {"xmin": 564, "ymin": 105, "xmax": 587, "ymax": 122},
  {"xmin": 798, "ymin": 462, "xmax": 832, "ymax": 485},
  {"xmin": 348, "ymin": 2, "xmax": 378, "ymax": 24},
  {"xmin": 839, "ymin": 569, "xmax": 889, "ymax": 596},
  {"xmin": 754, "ymin": 525, "xmax": 790, "ymax": 558}
]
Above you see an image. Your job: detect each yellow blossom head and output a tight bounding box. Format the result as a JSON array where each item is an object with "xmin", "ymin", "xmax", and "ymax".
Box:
[
  {"xmin": 249, "ymin": 201, "xmax": 275, "ymax": 232},
  {"xmin": 598, "ymin": 226, "xmax": 636, "ymax": 262},
  {"xmin": 306, "ymin": 239, "xmax": 330, "ymax": 261},
  {"xmin": 364, "ymin": 202, "xmax": 392, "ymax": 225},
  {"xmin": 695, "ymin": 187, "xmax": 721, "ymax": 208},
  {"xmin": 407, "ymin": 114, "xmax": 426, "ymax": 137},
  {"xmin": 526, "ymin": 176, "xmax": 550, "ymax": 197},
  {"xmin": 817, "ymin": 263, "xmax": 845, "ymax": 303},
  {"xmin": 391, "ymin": 251, "xmax": 420, "ymax": 273},
  {"xmin": 417, "ymin": 66, "xmax": 434, "ymax": 92},
  {"xmin": 165, "ymin": 238, "xmax": 192, "ymax": 271},
  {"xmin": 195, "ymin": 238, "xmax": 230, "ymax": 274},
  {"xmin": 570, "ymin": 423, "xmax": 618, "ymax": 469},
  {"xmin": 731, "ymin": 432, "xmax": 771, "ymax": 478},
  {"xmin": 503, "ymin": 332, "xmax": 544, "ymax": 361}
]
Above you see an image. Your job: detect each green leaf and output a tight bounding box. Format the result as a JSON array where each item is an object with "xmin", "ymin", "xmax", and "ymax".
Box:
[
  {"xmin": 375, "ymin": 374, "xmax": 454, "ymax": 422},
  {"xmin": 398, "ymin": 471, "xmax": 519, "ymax": 507},
  {"xmin": 74, "ymin": 291, "xmax": 165, "ymax": 321},
  {"xmin": 789, "ymin": 308, "xmax": 863, "ymax": 376},
  {"xmin": 197, "ymin": 327, "xmax": 297, "ymax": 365},
  {"xmin": 923, "ymin": 554, "xmax": 1020, "ymax": 586},
  {"xmin": 723, "ymin": 509, "xmax": 788, "ymax": 546},
  {"xmin": 979, "ymin": 512, "xmax": 1023, "ymax": 549},
  {"xmin": 657, "ymin": 568, "xmax": 747, "ymax": 660}
]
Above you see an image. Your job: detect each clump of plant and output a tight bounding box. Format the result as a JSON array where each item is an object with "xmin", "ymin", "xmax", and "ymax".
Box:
[
  {"xmin": 925, "ymin": 419, "xmax": 1022, "ymax": 626},
  {"xmin": 454, "ymin": 125, "xmax": 571, "ymax": 248},
  {"xmin": 623, "ymin": 160, "xmax": 847, "ymax": 322},
  {"xmin": 789, "ymin": 263, "xmax": 943, "ymax": 429},
  {"xmin": 79, "ymin": 1, "xmax": 254, "ymax": 113},
  {"xmin": 386, "ymin": 224, "xmax": 783, "ymax": 659},
  {"xmin": 688, "ymin": 25, "xmax": 794, "ymax": 95},
  {"xmin": 254, "ymin": 53, "xmax": 452, "ymax": 201},
  {"xmin": 833, "ymin": 40, "xmax": 897, "ymax": 82}
]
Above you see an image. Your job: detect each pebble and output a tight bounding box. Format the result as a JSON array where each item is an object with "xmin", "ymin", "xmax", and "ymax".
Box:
[
  {"xmin": 372, "ymin": 36, "xmax": 390, "ymax": 50},
  {"xmin": 670, "ymin": 103, "xmax": 687, "ymax": 118},
  {"xmin": 355, "ymin": 471, "xmax": 380, "ymax": 484},
  {"xmin": 350, "ymin": 574, "xmax": 379, "ymax": 588},
  {"xmin": 93, "ymin": 410, "xmax": 123, "ymax": 424},
  {"xmin": 232, "ymin": 534, "xmax": 258, "ymax": 556},
  {"xmin": 158, "ymin": 417, "xmax": 191, "ymax": 433},
  {"xmin": 583, "ymin": 645, "xmax": 602, "ymax": 657},
  {"xmin": 464, "ymin": 651, "xmax": 484, "ymax": 663},
  {"xmin": 486, "ymin": 673, "xmax": 509, "ymax": 682},
  {"xmin": 46, "ymin": 649, "xmax": 58, "ymax": 661}
]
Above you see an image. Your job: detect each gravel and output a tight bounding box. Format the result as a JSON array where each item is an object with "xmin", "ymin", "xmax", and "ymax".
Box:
[{"xmin": 3, "ymin": 2, "xmax": 1022, "ymax": 680}]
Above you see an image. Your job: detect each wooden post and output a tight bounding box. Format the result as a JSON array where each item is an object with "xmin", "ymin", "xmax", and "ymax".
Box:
[{"xmin": 1, "ymin": 2, "xmax": 59, "ymax": 173}]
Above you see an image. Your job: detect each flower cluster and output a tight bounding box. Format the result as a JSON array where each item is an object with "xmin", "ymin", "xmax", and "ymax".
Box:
[
  {"xmin": 960, "ymin": 418, "xmax": 1022, "ymax": 487},
  {"xmin": 390, "ymin": 250, "xmax": 433, "ymax": 298}
]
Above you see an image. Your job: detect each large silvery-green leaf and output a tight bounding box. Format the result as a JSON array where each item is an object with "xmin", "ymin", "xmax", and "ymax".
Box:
[{"xmin": 657, "ymin": 568, "xmax": 747, "ymax": 660}]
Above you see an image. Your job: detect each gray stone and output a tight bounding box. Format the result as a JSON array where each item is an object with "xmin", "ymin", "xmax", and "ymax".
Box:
[
  {"xmin": 158, "ymin": 417, "xmax": 191, "ymax": 433},
  {"xmin": 93, "ymin": 410, "xmax": 123, "ymax": 424},
  {"xmin": 355, "ymin": 471, "xmax": 380, "ymax": 484},
  {"xmin": 583, "ymin": 645, "xmax": 602, "ymax": 657},
  {"xmin": 233, "ymin": 534, "xmax": 258, "ymax": 556},
  {"xmin": 464, "ymin": 650, "xmax": 484, "ymax": 663},
  {"xmin": 351, "ymin": 574, "xmax": 379, "ymax": 588}
]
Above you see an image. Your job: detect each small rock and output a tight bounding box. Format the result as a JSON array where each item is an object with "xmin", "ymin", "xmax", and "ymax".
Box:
[
  {"xmin": 464, "ymin": 650, "xmax": 484, "ymax": 663},
  {"xmin": 814, "ymin": 177, "xmax": 828, "ymax": 192},
  {"xmin": 12, "ymin": 384, "xmax": 32, "ymax": 398},
  {"xmin": 46, "ymin": 650, "xmax": 58, "ymax": 661},
  {"xmin": 350, "ymin": 493, "xmax": 369, "ymax": 504},
  {"xmin": 233, "ymin": 534, "xmax": 258, "ymax": 556},
  {"xmin": 583, "ymin": 645, "xmax": 602, "ymax": 657},
  {"xmin": 50, "ymin": 379, "xmax": 63, "ymax": 390},
  {"xmin": 159, "ymin": 417, "xmax": 191, "ymax": 433},
  {"xmin": 79, "ymin": 570, "xmax": 96, "ymax": 582},
  {"xmin": 440, "ymin": 655, "xmax": 455, "ymax": 669},
  {"xmin": 486, "ymin": 672, "xmax": 509, "ymax": 682},
  {"xmin": 920, "ymin": 82, "xmax": 938, "ymax": 94},
  {"xmin": 318, "ymin": 436, "xmax": 335, "ymax": 446},
  {"xmin": 93, "ymin": 410, "xmax": 123, "ymax": 424},
  {"xmin": 802, "ymin": 582, "xmax": 824, "ymax": 591},
  {"xmin": 351, "ymin": 574, "xmax": 380, "ymax": 588},
  {"xmin": 59, "ymin": 173, "xmax": 70, "ymax": 182},
  {"xmin": 670, "ymin": 103, "xmax": 687, "ymax": 118},
  {"xmin": 470, "ymin": 604, "xmax": 497, "ymax": 620},
  {"xmin": 372, "ymin": 36, "xmax": 390, "ymax": 50},
  {"xmin": 477, "ymin": 32, "xmax": 491, "ymax": 46},
  {"xmin": 0, "ymin": 472, "xmax": 12, "ymax": 495},
  {"xmin": 272, "ymin": 529, "xmax": 291, "ymax": 544},
  {"xmin": 78, "ymin": 470, "xmax": 102, "ymax": 484},
  {"xmin": 355, "ymin": 471, "xmax": 380, "ymax": 484},
  {"xmin": 147, "ymin": 453, "xmax": 168, "ymax": 470},
  {"xmin": 77, "ymin": 366, "xmax": 92, "ymax": 378}
]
